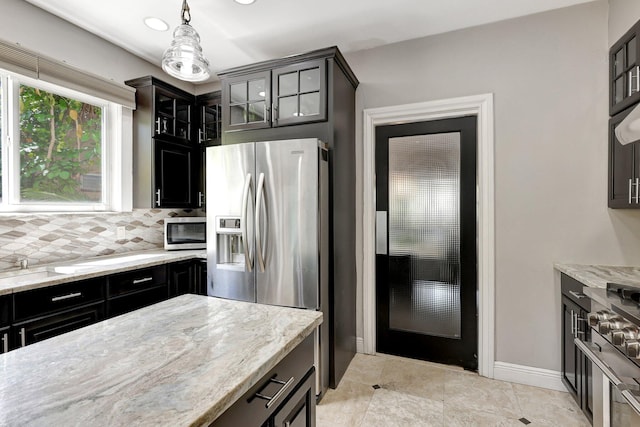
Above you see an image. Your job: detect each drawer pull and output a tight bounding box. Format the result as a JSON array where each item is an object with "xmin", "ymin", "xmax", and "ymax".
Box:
[
  {"xmin": 51, "ymin": 292, "xmax": 82, "ymax": 302},
  {"xmin": 19, "ymin": 327, "xmax": 26, "ymax": 347},
  {"xmin": 568, "ymin": 290, "xmax": 586, "ymax": 300},
  {"xmin": 1, "ymin": 332, "xmax": 7, "ymax": 353},
  {"xmin": 254, "ymin": 376, "xmax": 295, "ymax": 409},
  {"xmin": 132, "ymin": 277, "xmax": 154, "ymax": 285}
]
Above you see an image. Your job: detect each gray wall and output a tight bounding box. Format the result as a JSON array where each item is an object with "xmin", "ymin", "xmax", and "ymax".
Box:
[
  {"xmin": 609, "ymin": 0, "xmax": 640, "ymax": 46},
  {"xmin": 345, "ymin": 0, "xmax": 640, "ymax": 372},
  {"xmin": 0, "ymin": 0, "xmax": 195, "ymax": 92}
]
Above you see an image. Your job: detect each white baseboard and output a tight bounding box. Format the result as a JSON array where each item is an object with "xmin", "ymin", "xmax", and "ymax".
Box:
[
  {"xmin": 493, "ymin": 361, "xmax": 568, "ymax": 392},
  {"xmin": 356, "ymin": 337, "xmax": 365, "ymax": 353}
]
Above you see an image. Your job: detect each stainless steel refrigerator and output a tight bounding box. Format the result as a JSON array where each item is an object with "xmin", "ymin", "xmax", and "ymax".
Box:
[{"xmin": 206, "ymin": 138, "xmax": 329, "ymax": 396}]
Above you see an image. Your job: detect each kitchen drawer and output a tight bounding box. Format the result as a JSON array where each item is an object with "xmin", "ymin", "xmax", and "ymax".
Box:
[
  {"xmin": 13, "ymin": 277, "xmax": 106, "ymax": 322},
  {"xmin": 561, "ymin": 274, "xmax": 591, "ymax": 311},
  {"xmin": 108, "ymin": 265, "xmax": 167, "ymax": 298},
  {"xmin": 212, "ymin": 334, "xmax": 314, "ymax": 426},
  {"xmin": 0, "ymin": 294, "xmax": 10, "ymax": 327},
  {"xmin": 12, "ymin": 301, "xmax": 104, "ymax": 348},
  {"xmin": 106, "ymin": 286, "xmax": 168, "ymax": 318}
]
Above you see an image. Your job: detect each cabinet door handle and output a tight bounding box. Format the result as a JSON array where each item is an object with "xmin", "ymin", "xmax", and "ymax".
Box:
[
  {"xmin": 630, "ymin": 179, "xmax": 634, "ymax": 205},
  {"xmin": 51, "ymin": 292, "xmax": 82, "ymax": 302},
  {"xmin": 19, "ymin": 327, "xmax": 26, "ymax": 347},
  {"xmin": 155, "ymin": 118, "xmax": 161, "ymax": 134},
  {"xmin": 156, "ymin": 189, "xmax": 161, "ymax": 206},
  {"xmin": 254, "ymin": 376, "xmax": 295, "ymax": 409},
  {"xmin": 635, "ymin": 178, "xmax": 639, "ymax": 203},
  {"xmin": 132, "ymin": 277, "xmax": 154, "ymax": 285},
  {"xmin": 198, "ymin": 191, "xmax": 204, "ymax": 208},
  {"xmin": 629, "ymin": 65, "xmax": 640, "ymax": 96},
  {"xmin": 568, "ymin": 290, "xmax": 586, "ymax": 300},
  {"xmin": 1, "ymin": 332, "xmax": 8, "ymax": 353},
  {"xmin": 199, "ymin": 128, "xmax": 205, "ymax": 144}
]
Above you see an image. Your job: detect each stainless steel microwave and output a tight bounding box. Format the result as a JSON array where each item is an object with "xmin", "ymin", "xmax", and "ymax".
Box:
[{"xmin": 164, "ymin": 217, "xmax": 206, "ymax": 250}]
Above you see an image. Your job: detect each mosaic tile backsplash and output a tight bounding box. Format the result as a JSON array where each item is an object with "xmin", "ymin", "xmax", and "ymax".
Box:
[{"xmin": 0, "ymin": 209, "xmax": 199, "ymax": 272}]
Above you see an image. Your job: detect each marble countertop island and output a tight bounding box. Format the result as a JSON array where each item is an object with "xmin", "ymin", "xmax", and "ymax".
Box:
[
  {"xmin": 554, "ymin": 263, "xmax": 640, "ymax": 288},
  {"xmin": 0, "ymin": 294, "xmax": 323, "ymax": 427}
]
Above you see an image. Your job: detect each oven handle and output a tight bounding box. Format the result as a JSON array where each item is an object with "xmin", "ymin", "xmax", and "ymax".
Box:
[{"xmin": 575, "ymin": 338, "xmax": 640, "ymax": 414}]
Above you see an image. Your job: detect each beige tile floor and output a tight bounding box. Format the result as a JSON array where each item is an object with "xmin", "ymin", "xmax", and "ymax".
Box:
[{"xmin": 316, "ymin": 353, "xmax": 590, "ymax": 427}]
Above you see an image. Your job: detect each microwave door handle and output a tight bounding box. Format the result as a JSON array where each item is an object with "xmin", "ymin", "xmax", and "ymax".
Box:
[
  {"xmin": 255, "ymin": 172, "xmax": 266, "ymax": 272},
  {"xmin": 241, "ymin": 173, "xmax": 253, "ymax": 272}
]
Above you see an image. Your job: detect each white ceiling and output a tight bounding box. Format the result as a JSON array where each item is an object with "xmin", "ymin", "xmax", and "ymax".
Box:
[{"xmin": 25, "ymin": 0, "xmax": 595, "ymax": 84}]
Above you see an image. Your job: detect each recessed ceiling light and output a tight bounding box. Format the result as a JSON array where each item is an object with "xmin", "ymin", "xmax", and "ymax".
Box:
[
  {"xmin": 144, "ymin": 17, "xmax": 169, "ymax": 32},
  {"xmin": 234, "ymin": 0, "xmax": 256, "ymax": 4}
]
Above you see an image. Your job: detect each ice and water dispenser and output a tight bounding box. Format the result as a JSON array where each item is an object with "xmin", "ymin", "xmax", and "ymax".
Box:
[{"xmin": 215, "ymin": 217, "xmax": 245, "ymax": 270}]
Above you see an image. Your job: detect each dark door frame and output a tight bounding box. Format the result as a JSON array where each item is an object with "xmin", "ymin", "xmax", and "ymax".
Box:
[{"xmin": 361, "ymin": 95, "xmax": 495, "ymax": 378}]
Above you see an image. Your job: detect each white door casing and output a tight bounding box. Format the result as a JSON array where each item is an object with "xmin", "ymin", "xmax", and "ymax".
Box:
[{"xmin": 362, "ymin": 94, "xmax": 495, "ymax": 378}]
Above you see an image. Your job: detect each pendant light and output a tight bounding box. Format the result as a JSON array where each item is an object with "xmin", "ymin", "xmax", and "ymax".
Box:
[{"xmin": 162, "ymin": 0, "xmax": 210, "ymax": 82}]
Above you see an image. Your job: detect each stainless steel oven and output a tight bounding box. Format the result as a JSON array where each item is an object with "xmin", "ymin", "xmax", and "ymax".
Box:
[{"xmin": 581, "ymin": 284, "xmax": 640, "ymax": 427}]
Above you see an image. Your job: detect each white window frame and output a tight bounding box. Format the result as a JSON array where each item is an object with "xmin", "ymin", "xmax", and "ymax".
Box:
[{"xmin": 0, "ymin": 70, "xmax": 131, "ymax": 213}]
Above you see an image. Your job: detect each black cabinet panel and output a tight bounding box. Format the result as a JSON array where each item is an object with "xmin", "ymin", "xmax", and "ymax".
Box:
[
  {"xmin": 13, "ymin": 302, "xmax": 104, "ymax": 348},
  {"xmin": 154, "ymin": 141, "xmax": 195, "ymax": 208},
  {"xmin": 272, "ymin": 368, "xmax": 316, "ymax": 427},
  {"xmin": 0, "ymin": 325, "xmax": 10, "ymax": 354},
  {"xmin": 107, "ymin": 265, "xmax": 167, "ymax": 298},
  {"xmin": 14, "ymin": 277, "xmax": 105, "ymax": 321},
  {"xmin": 560, "ymin": 274, "xmax": 592, "ymax": 424},
  {"xmin": 609, "ymin": 105, "xmax": 640, "ymax": 208},
  {"xmin": 169, "ymin": 260, "xmax": 195, "ymax": 297},
  {"xmin": 0, "ymin": 294, "xmax": 10, "ymax": 327},
  {"xmin": 106, "ymin": 286, "xmax": 167, "ymax": 318}
]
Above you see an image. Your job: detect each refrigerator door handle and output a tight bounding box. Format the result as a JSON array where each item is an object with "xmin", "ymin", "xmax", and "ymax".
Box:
[
  {"xmin": 255, "ymin": 172, "xmax": 267, "ymax": 272},
  {"xmin": 241, "ymin": 173, "xmax": 254, "ymax": 272}
]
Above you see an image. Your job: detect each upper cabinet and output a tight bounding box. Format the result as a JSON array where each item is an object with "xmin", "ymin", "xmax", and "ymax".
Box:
[
  {"xmin": 125, "ymin": 76, "xmax": 197, "ymax": 208},
  {"xmin": 609, "ymin": 105, "xmax": 640, "ymax": 208},
  {"xmin": 610, "ymin": 20, "xmax": 640, "ymax": 115},
  {"xmin": 196, "ymin": 91, "xmax": 222, "ymax": 147},
  {"xmin": 219, "ymin": 50, "xmax": 339, "ymax": 133}
]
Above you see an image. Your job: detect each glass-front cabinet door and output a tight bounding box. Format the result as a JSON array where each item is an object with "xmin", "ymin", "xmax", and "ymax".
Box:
[
  {"xmin": 272, "ymin": 59, "xmax": 326, "ymax": 127},
  {"xmin": 154, "ymin": 87, "xmax": 192, "ymax": 144},
  {"xmin": 222, "ymin": 71, "xmax": 271, "ymax": 131},
  {"xmin": 610, "ymin": 22, "xmax": 640, "ymax": 115}
]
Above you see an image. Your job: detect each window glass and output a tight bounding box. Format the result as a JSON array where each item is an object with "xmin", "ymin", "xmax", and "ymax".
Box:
[{"xmin": 19, "ymin": 84, "xmax": 103, "ymax": 203}]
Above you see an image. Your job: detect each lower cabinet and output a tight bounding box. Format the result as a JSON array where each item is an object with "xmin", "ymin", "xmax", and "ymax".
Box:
[
  {"xmin": 106, "ymin": 265, "xmax": 169, "ymax": 317},
  {"xmin": 12, "ymin": 302, "xmax": 104, "ymax": 348},
  {"xmin": 272, "ymin": 368, "xmax": 316, "ymax": 427},
  {"xmin": 4, "ymin": 259, "xmax": 203, "ymax": 352},
  {"xmin": 561, "ymin": 274, "xmax": 592, "ymax": 424},
  {"xmin": 0, "ymin": 325, "xmax": 10, "ymax": 354},
  {"xmin": 212, "ymin": 335, "xmax": 315, "ymax": 427}
]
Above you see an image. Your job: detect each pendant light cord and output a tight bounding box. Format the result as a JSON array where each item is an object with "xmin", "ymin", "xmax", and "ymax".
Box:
[{"xmin": 181, "ymin": 0, "xmax": 191, "ymax": 25}]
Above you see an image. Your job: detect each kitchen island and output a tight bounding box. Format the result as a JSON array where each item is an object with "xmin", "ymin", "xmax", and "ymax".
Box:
[{"xmin": 0, "ymin": 294, "xmax": 322, "ymax": 426}]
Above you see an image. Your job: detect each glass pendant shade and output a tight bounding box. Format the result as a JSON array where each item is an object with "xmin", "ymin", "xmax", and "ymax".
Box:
[{"xmin": 162, "ymin": 24, "xmax": 210, "ymax": 82}]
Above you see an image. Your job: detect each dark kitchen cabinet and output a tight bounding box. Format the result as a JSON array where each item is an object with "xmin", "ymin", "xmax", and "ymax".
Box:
[
  {"xmin": 154, "ymin": 140, "xmax": 196, "ymax": 208},
  {"xmin": 610, "ymin": 18, "xmax": 640, "ymax": 115},
  {"xmin": 196, "ymin": 91, "xmax": 222, "ymax": 146},
  {"xmin": 219, "ymin": 46, "xmax": 359, "ymax": 389},
  {"xmin": 212, "ymin": 335, "xmax": 315, "ymax": 427},
  {"xmin": 125, "ymin": 76, "xmax": 198, "ymax": 208},
  {"xmin": 13, "ymin": 302, "xmax": 104, "ymax": 348},
  {"xmin": 195, "ymin": 91, "xmax": 222, "ymax": 209},
  {"xmin": 11, "ymin": 277, "xmax": 106, "ymax": 350},
  {"xmin": 608, "ymin": 105, "xmax": 640, "ymax": 208},
  {"xmin": 169, "ymin": 260, "xmax": 206, "ymax": 297},
  {"xmin": 0, "ymin": 325, "xmax": 9, "ymax": 354},
  {"xmin": 0, "ymin": 294, "xmax": 10, "ymax": 327},
  {"xmin": 221, "ymin": 58, "xmax": 327, "ymax": 132},
  {"xmin": 561, "ymin": 274, "xmax": 593, "ymax": 424},
  {"xmin": 106, "ymin": 265, "xmax": 168, "ymax": 317},
  {"xmin": 194, "ymin": 258, "xmax": 208, "ymax": 296}
]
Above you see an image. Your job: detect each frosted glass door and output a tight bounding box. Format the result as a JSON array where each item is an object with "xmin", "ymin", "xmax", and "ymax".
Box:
[
  {"xmin": 388, "ymin": 133, "xmax": 461, "ymax": 338},
  {"xmin": 375, "ymin": 116, "xmax": 477, "ymax": 370}
]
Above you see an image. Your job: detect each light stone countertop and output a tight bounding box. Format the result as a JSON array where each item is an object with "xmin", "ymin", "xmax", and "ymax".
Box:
[
  {"xmin": 0, "ymin": 249, "xmax": 206, "ymax": 296},
  {"xmin": 0, "ymin": 294, "xmax": 323, "ymax": 427},
  {"xmin": 554, "ymin": 263, "xmax": 640, "ymax": 288}
]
